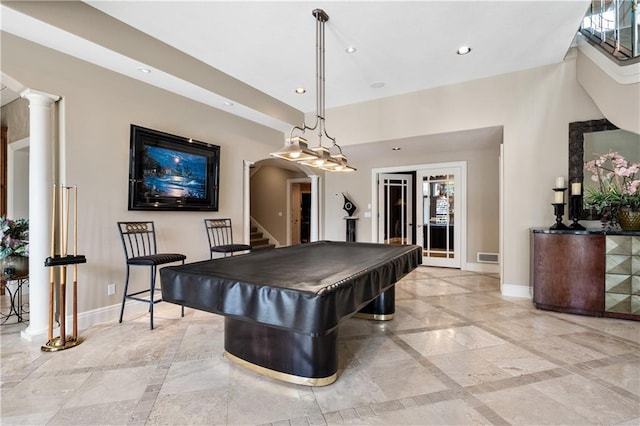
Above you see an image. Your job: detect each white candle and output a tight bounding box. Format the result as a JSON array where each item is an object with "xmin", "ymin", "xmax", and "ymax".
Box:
[
  {"xmin": 571, "ymin": 182, "xmax": 582, "ymax": 195},
  {"xmin": 554, "ymin": 191, "xmax": 564, "ymax": 203},
  {"xmin": 555, "ymin": 176, "xmax": 565, "ymax": 188}
]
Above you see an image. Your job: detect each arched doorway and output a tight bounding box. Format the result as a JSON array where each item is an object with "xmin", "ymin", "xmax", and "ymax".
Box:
[{"xmin": 244, "ymin": 158, "xmax": 319, "ymax": 248}]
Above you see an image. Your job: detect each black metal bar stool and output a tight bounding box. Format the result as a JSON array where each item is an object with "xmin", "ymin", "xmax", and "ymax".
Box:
[
  {"xmin": 117, "ymin": 221, "xmax": 186, "ymax": 329},
  {"xmin": 204, "ymin": 218, "xmax": 251, "ymax": 259}
]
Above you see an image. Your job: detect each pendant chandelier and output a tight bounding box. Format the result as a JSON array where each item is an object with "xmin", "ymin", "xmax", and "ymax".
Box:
[{"xmin": 270, "ymin": 9, "xmax": 356, "ymax": 172}]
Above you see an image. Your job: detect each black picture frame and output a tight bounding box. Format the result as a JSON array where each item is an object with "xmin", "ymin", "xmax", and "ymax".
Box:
[{"xmin": 128, "ymin": 125, "xmax": 220, "ymax": 211}]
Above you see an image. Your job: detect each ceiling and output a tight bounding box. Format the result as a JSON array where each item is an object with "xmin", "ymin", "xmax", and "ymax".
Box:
[
  {"xmin": 85, "ymin": 0, "xmax": 588, "ymax": 113},
  {"xmin": 1, "ymin": 1, "xmax": 590, "ymax": 133}
]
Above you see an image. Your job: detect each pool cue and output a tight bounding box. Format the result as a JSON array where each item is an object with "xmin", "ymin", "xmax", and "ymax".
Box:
[
  {"xmin": 72, "ymin": 186, "xmax": 78, "ymax": 340},
  {"xmin": 47, "ymin": 184, "xmax": 56, "ymax": 343},
  {"xmin": 58, "ymin": 186, "xmax": 71, "ymax": 345}
]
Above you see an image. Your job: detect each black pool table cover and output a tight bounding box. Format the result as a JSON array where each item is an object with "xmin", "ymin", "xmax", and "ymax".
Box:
[{"xmin": 160, "ymin": 241, "xmax": 422, "ymax": 336}]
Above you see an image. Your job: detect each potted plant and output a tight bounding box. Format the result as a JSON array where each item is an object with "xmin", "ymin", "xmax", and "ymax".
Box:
[
  {"xmin": 0, "ymin": 217, "xmax": 29, "ymax": 278},
  {"xmin": 584, "ymin": 152, "xmax": 640, "ymax": 230}
]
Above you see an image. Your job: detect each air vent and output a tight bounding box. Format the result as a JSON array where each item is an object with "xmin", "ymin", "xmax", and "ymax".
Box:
[{"xmin": 477, "ymin": 252, "xmax": 499, "ymax": 263}]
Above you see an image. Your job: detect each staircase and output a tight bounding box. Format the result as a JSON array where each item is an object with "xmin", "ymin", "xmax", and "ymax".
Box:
[
  {"xmin": 580, "ymin": 0, "xmax": 639, "ymax": 62},
  {"xmin": 250, "ymin": 225, "xmax": 276, "ymax": 251}
]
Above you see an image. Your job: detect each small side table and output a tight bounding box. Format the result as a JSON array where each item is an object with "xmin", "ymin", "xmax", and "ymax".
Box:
[{"xmin": 1, "ymin": 273, "xmax": 29, "ymax": 324}]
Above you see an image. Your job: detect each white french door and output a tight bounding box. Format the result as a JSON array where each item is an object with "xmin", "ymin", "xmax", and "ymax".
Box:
[
  {"xmin": 416, "ymin": 165, "xmax": 464, "ymax": 268},
  {"xmin": 378, "ymin": 174, "xmax": 413, "ymax": 245}
]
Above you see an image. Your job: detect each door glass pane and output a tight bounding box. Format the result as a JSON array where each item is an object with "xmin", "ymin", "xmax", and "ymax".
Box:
[
  {"xmin": 382, "ymin": 178, "xmax": 409, "ymax": 245},
  {"xmin": 423, "ymin": 174, "xmax": 455, "ymax": 259}
]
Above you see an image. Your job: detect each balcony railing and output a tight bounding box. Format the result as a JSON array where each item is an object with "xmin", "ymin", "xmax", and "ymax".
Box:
[{"xmin": 580, "ymin": 0, "xmax": 639, "ymax": 61}]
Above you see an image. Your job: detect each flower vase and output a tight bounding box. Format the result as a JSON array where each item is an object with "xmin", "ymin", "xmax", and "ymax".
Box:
[
  {"xmin": 0, "ymin": 255, "xmax": 29, "ymax": 279},
  {"xmin": 617, "ymin": 208, "xmax": 640, "ymax": 231}
]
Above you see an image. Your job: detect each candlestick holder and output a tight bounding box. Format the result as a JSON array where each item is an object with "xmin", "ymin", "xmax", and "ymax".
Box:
[
  {"xmin": 550, "ymin": 202, "xmax": 569, "ymax": 230},
  {"xmin": 550, "ymin": 187, "xmax": 568, "ymax": 225},
  {"xmin": 569, "ymin": 194, "xmax": 586, "ymax": 230}
]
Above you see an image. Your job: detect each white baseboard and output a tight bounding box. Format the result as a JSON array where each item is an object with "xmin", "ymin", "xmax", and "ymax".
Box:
[
  {"xmin": 500, "ymin": 282, "xmax": 532, "ymax": 299},
  {"xmin": 464, "ymin": 262, "xmax": 499, "ymax": 274},
  {"xmin": 76, "ymin": 300, "xmax": 148, "ymax": 331},
  {"xmin": 20, "ymin": 301, "xmax": 150, "ymax": 342}
]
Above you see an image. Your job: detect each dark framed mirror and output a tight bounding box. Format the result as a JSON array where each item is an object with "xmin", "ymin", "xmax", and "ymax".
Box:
[{"xmin": 568, "ymin": 119, "xmax": 618, "ymax": 220}]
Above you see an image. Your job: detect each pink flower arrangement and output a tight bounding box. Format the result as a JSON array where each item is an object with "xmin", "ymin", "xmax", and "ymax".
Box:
[{"xmin": 584, "ymin": 152, "xmax": 640, "ymax": 213}]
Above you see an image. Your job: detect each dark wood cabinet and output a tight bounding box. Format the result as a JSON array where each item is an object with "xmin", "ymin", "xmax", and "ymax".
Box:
[
  {"xmin": 532, "ymin": 232, "xmax": 605, "ymax": 316},
  {"xmin": 532, "ymin": 230, "xmax": 638, "ymax": 320}
]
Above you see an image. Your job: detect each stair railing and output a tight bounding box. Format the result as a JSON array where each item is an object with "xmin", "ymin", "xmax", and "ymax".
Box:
[{"xmin": 581, "ymin": 0, "xmax": 639, "ymax": 61}]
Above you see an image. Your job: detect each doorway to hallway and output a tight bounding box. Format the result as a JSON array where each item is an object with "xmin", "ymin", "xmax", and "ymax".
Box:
[
  {"xmin": 373, "ymin": 161, "xmax": 467, "ymax": 268},
  {"xmin": 290, "ymin": 181, "xmax": 311, "ymax": 244}
]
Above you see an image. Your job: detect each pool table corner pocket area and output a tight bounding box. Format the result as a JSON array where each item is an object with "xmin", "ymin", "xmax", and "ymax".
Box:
[{"xmin": 160, "ymin": 241, "xmax": 422, "ymax": 385}]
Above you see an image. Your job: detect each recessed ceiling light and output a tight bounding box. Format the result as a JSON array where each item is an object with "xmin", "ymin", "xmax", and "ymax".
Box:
[
  {"xmin": 392, "ymin": 147, "xmax": 401, "ymax": 151},
  {"xmin": 370, "ymin": 82, "xmax": 385, "ymax": 89},
  {"xmin": 137, "ymin": 67, "xmax": 151, "ymax": 73},
  {"xmin": 295, "ymin": 87, "xmax": 306, "ymax": 94},
  {"xmin": 345, "ymin": 46, "xmax": 357, "ymax": 54},
  {"xmin": 456, "ymin": 46, "xmax": 471, "ymax": 55},
  {"xmin": 223, "ymin": 101, "xmax": 234, "ymax": 107}
]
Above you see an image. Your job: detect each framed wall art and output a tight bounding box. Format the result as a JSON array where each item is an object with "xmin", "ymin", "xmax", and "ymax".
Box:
[{"xmin": 128, "ymin": 125, "xmax": 220, "ymax": 211}]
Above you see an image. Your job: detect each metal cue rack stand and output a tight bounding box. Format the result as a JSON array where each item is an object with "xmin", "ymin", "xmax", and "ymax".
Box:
[{"xmin": 42, "ymin": 185, "xmax": 87, "ymax": 352}]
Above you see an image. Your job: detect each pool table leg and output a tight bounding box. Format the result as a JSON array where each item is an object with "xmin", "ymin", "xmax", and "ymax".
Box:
[
  {"xmin": 224, "ymin": 317, "xmax": 338, "ymax": 386},
  {"xmin": 353, "ymin": 285, "xmax": 395, "ymax": 320}
]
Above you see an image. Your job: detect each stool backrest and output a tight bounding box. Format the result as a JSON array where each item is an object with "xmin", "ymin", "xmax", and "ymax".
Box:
[
  {"xmin": 204, "ymin": 218, "xmax": 235, "ymax": 248},
  {"xmin": 117, "ymin": 221, "xmax": 158, "ymax": 259}
]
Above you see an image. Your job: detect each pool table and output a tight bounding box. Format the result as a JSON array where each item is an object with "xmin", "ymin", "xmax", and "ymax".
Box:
[{"xmin": 160, "ymin": 240, "xmax": 422, "ymax": 385}]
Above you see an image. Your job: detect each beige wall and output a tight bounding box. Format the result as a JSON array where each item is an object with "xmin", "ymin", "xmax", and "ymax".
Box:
[
  {"xmin": 1, "ymin": 98, "xmax": 30, "ymax": 219},
  {"xmin": 1, "ymin": 33, "xmax": 284, "ymax": 313},
  {"xmin": 1, "ymin": 28, "xmax": 615, "ymax": 315},
  {"xmin": 576, "ymin": 47, "xmax": 640, "ymax": 134},
  {"xmin": 250, "ymin": 165, "xmax": 306, "ymax": 244},
  {"xmin": 324, "ymin": 141, "xmax": 501, "ymax": 264},
  {"xmin": 321, "ymin": 52, "xmax": 604, "ymax": 295},
  {"xmin": 0, "ymin": 97, "xmax": 29, "ymax": 143}
]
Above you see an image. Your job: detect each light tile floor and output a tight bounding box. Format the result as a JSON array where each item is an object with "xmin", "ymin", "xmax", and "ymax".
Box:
[{"xmin": 1, "ymin": 267, "xmax": 639, "ymax": 425}]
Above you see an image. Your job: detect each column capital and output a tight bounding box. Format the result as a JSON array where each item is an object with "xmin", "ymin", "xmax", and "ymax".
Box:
[{"xmin": 21, "ymin": 89, "xmax": 60, "ymax": 105}]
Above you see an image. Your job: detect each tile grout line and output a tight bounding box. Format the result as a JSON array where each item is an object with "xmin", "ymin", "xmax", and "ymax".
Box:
[
  {"xmin": 287, "ymin": 277, "xmax": 638, "ymax": 426},
  {"xmin": 126, "ymin": 311, "xmax": 194, "ymax": 425},
  {"xmin": 2, "ymin": 269, "xmax": 637, "ymax": 426},
  {"xmin": 437, "ymin": 302, "xmax": 640, "ymax": 404}
]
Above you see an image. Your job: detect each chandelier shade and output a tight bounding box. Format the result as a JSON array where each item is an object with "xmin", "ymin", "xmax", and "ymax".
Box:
[
  {"xmin": 269, "ymin": 8, "xmax": 355, "ymax": 172},
  {"xmin": 327, "ymin": 153, "xmax": 356, "ymax": 172},
  {"xmin": 270, "ymin": 136, "xmax": 319, "ymax": 162}
]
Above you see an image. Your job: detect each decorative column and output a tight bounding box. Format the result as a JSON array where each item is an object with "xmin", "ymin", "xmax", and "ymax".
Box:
[{"xmin": 20, "ymin": 89, "xmax": 60, "ymax": 341}]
